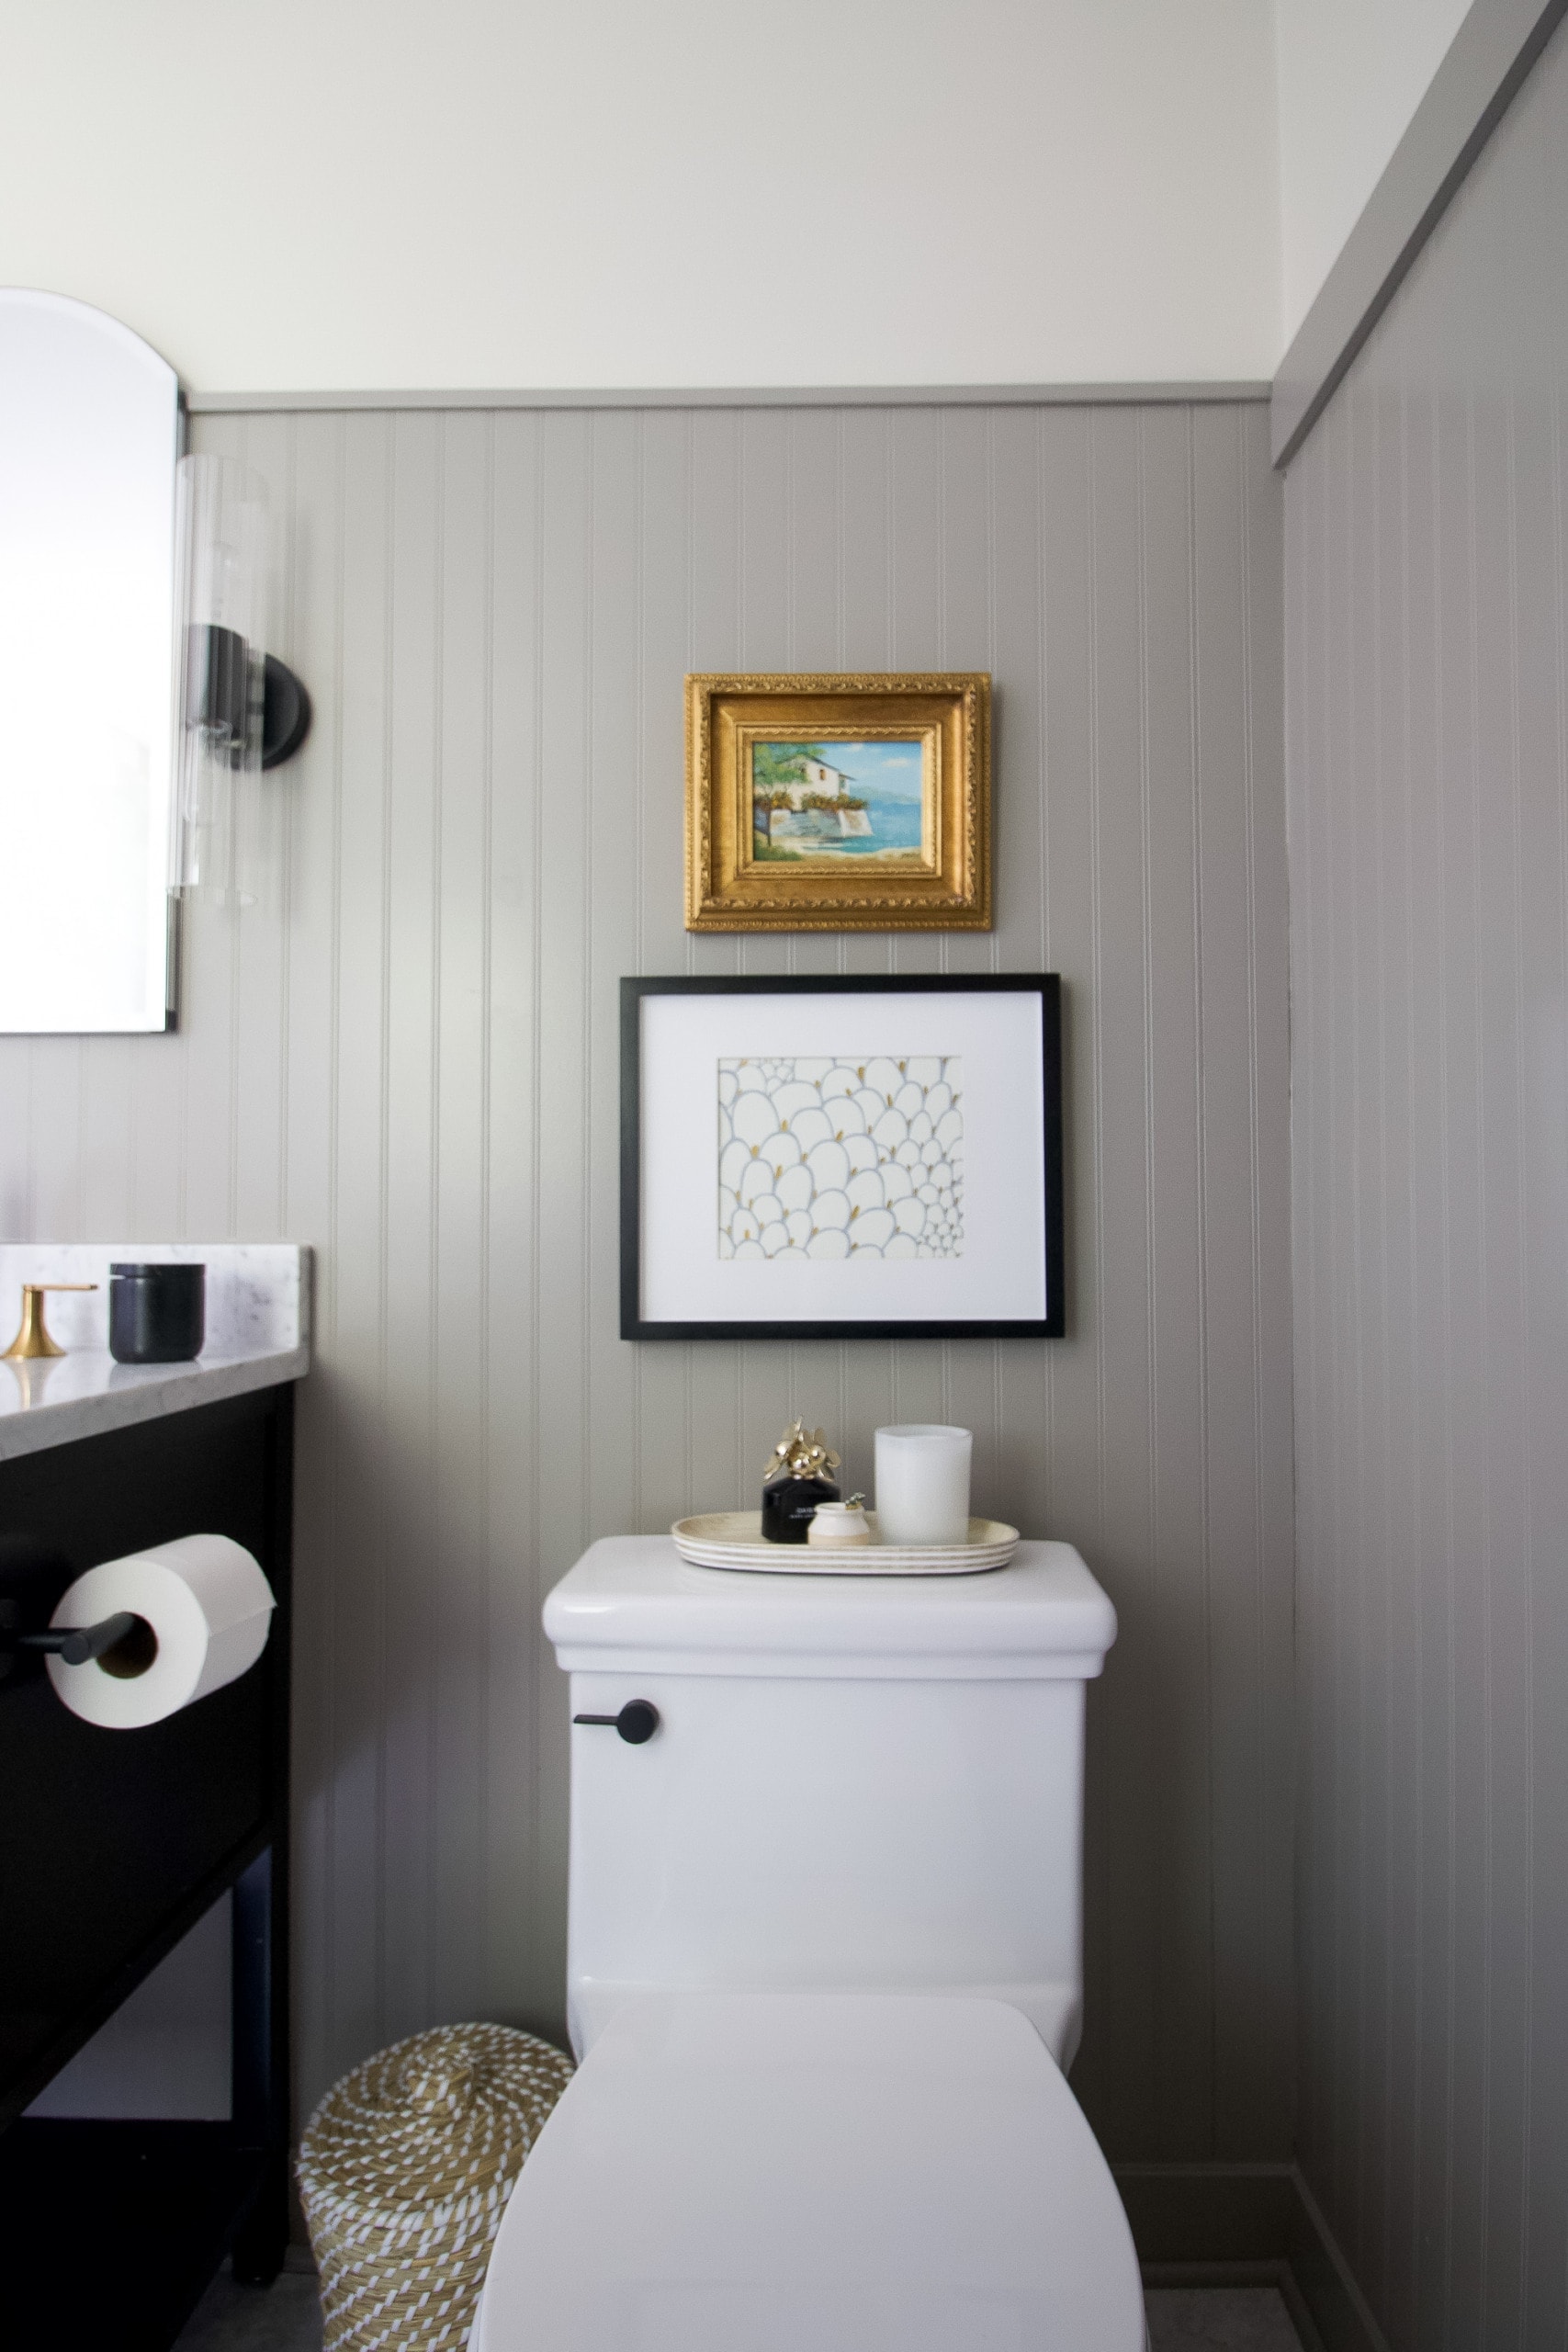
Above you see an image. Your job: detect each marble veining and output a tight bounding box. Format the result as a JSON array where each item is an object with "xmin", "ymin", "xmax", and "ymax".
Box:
[{"xmin": 0, "ymin": 1243, "xmax": 310, "ymax": 1462}]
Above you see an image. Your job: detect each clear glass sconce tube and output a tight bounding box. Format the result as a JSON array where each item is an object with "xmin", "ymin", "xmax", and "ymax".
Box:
[{"xmin": 169, "ymin": 454, "xmax": 268, "ymax": 905}]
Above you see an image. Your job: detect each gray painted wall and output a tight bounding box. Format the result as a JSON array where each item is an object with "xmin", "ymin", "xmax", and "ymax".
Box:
[
  {"xmin": 1285, "ymin": 18, "xmax": 1568, "ymax": 2345},
  {"xmin": 0, "ymin": 397, "xmax": 1292, "ymax": 2165}
]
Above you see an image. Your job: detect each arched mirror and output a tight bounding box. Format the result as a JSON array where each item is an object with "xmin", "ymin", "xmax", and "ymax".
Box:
[{"xmin": 0, "ymin": 290, "xmax": 179, "ymax": 1032}]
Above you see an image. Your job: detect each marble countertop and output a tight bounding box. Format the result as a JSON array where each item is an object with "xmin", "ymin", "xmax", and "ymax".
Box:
[{"xmin": 0, "ymin": 1243, "xmax": 310, "ymax": 1464}]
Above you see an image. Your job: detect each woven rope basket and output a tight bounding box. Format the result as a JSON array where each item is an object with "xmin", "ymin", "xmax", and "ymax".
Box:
[{"xmin": 297, "ymin": 2022, "xmax": 573, "ymax": 2352}]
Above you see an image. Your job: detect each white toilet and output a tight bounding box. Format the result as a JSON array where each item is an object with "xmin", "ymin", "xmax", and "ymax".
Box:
[{"xmin": 475, "ymin": 1535, "xmax": 1146, "ymax": 2351}]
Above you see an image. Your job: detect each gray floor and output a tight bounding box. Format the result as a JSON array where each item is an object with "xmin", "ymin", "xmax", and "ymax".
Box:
[
  {"xmin": 174, "ymin": 2257, "xmax": 321, "ymax": 2351},
  {"xmin": 1145, "ymin": 2288, "xmax": 1305, "ymax": 2348},
  {"xmin": 176, "ymin": 2266, "xmax": 1304, "ymax": 2349}
]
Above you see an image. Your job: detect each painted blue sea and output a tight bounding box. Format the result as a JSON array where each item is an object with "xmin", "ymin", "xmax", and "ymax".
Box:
[{"xmin": 833, "ymin": 791, "xmax": 924, "ymax": 854}]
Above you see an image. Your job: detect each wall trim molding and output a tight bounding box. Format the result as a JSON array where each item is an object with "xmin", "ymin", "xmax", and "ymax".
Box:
[
  {"xmin": 1271, "ymin": 0, "xmax": 1568, "ymax": 469},
  {"xmin": 1113, "ymin": 2164, "xmax": 1392, "ymax": 2352},
  {"xmin": 182, "ymin": 379, "xmax": 1270, "ymax": 417}
]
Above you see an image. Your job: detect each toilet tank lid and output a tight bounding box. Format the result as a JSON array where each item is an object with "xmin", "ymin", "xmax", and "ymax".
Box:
[{"xmin": 542, "ymin": 1538, "xmax": 1115, "ymax": 1679}]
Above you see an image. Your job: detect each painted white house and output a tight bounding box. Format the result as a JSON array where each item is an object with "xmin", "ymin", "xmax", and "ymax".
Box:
[{"xmin": 778, "ymin": 754, "xmax": 852, "ymax": 808}]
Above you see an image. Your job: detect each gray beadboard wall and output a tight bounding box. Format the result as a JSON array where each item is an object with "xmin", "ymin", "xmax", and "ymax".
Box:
[
  {"xmin": 0, "ymin": 397, "xmax": 1293, "ymax": 2166},
  {"xmin": 1285, "ymin": 17, "xmax": 1568, "ymax": 2347}
]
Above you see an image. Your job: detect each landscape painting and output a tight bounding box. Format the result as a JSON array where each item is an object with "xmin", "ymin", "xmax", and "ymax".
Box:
[
  {"xmin": 750, "ymin": 740, "xmax": 929, "ymax": 865},
  {"xmin": 684, "ymin": 673, "xmax": 990, "ymax": 933}
]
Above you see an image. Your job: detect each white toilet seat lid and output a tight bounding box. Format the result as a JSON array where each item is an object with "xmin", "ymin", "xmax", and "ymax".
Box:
[{"xmin": 476, "ymin": 1992, "xmax": 1145, "ymax": 2352}]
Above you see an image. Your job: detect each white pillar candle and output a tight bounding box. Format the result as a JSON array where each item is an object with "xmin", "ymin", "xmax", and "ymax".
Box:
[{"xmin": 874, "ymin": 1424, "xmax": 974, "ymax": 1546}]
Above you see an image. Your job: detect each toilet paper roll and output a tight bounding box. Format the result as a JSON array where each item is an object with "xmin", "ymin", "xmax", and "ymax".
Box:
[{"xmin": 46, "ymin": 1532, "xmax": 275, "ymax": 1729}]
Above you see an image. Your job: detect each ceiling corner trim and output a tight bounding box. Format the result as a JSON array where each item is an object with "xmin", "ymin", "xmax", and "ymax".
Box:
[
  {"xmin": 1271, "ymin": 0, "xmax": 1568, "ymax": 469},
  {"xmin": 182, "ymin": 381, "xmax": 1273, "ymax": 418}
]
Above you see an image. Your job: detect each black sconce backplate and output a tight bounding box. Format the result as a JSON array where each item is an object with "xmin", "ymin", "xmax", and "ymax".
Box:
[{"xmin": 262, "ymin": 654, "xmax": 311, "ymax": 770}]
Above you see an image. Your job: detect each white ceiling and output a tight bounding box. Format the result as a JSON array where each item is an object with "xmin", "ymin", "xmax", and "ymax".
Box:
[{"xmin": 0, "ymin": 0, "xmax": 1470, "ymax": 393}]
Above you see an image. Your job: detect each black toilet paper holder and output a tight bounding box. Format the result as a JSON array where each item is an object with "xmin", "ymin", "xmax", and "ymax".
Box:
[
  {"xmin": 0, "ymin": 1606, "xmax": 144, "ymax": 1681},
  {"xmin": 0, "ymin": 1536, "xmax": 160, "ymax": 1689},
  {"xmin": 12, "ymin": 1612, "xmax": 140, "ymax": 1665}
]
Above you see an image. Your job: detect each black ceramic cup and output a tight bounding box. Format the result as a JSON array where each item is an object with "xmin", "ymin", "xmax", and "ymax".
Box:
[{"xmin": 108, "ymin": 1263, "xmax": 205, "ymax": 1363}]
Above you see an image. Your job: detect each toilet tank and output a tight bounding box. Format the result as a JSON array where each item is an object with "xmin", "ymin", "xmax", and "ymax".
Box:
[{"xmin": 543, "ymin": 1538, "xmax": 1116, "ymax": 2071}]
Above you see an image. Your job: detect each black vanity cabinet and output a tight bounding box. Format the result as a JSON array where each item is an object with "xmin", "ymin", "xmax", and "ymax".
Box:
[{"xmin": 0, "ymin": 1383, "xmax": 294, "ymax": 2351}]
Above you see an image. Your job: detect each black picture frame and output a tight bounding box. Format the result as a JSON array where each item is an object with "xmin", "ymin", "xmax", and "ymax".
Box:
[{"xmin": 621, "ymin": 973, "xmax": 1065, "ymax": 1341}]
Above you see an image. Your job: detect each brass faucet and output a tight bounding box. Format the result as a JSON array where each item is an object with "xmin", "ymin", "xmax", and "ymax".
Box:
[{"xmin": 3, "ymin": 1283, "xmax": 98, "ymax": 1361}]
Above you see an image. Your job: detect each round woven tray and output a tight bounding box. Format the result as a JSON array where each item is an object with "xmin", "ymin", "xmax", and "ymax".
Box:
[{"xmin": 297, "ymin": 2021, "xmax": 573, "ymax": 2351}]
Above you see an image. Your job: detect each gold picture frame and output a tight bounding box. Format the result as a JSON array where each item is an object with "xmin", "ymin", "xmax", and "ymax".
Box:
[{"xmin": 684, "ymin": 673, "xmax": 991, "ymax": 932}]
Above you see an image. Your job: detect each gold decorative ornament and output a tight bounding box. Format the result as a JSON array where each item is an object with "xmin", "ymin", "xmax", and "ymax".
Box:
[
  {"xmin": 685, "ymin": 673, "xmax": 991, "ymax": 932},
  {"xmin": 762, "ymin": 1420, "xmax": 841, "ymax": 1484},
  {"xmin": 4, "ymin": 1283, "xmax": 98, "ymax": 1361}
]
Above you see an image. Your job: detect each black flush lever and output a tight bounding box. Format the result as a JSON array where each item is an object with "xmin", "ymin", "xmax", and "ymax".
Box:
[
  {"xmin": 18, "ymin": 1612, "xmax": 142, "ymax": 1668},
  {"xmin": 573, "ymin": 1699, "xmax": 660, "ymax": 1745}
]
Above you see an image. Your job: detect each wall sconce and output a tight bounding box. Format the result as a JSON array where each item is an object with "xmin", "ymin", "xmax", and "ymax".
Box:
[{"xmin": 169, "ymin": 454, "xmax": 310, "ymax": 906}]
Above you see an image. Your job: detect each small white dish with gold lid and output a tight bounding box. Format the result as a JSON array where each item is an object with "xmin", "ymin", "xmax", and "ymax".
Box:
[{"xmin": 806, "ymin": 1496, "xmax": 872, "ymax": 1548}]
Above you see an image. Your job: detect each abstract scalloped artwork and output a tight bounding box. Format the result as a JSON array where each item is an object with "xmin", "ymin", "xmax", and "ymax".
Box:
[{"xmin": 717, "ymin": 1057, "xmax": 963, "ymax": 1260}]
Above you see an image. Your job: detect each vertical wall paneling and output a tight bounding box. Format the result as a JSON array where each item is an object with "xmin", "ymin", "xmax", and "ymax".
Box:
[
  {"xmin": 0, "ymin": 395, "xmax": 1292, "ymax": 2169},
  {"xmin": 1285, "ymin": 17, "xmax": 1568, "ymax": 2346}
]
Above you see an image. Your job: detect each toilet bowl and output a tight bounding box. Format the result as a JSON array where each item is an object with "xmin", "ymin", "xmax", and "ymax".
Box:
[
  {"xmin": 477, "ymin": 1989, "xmax": 1145, "ymax": 2351},
  {"xmin": 483, "ymin": 1535, "xmax": 1143, "ymax": 2349}
]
